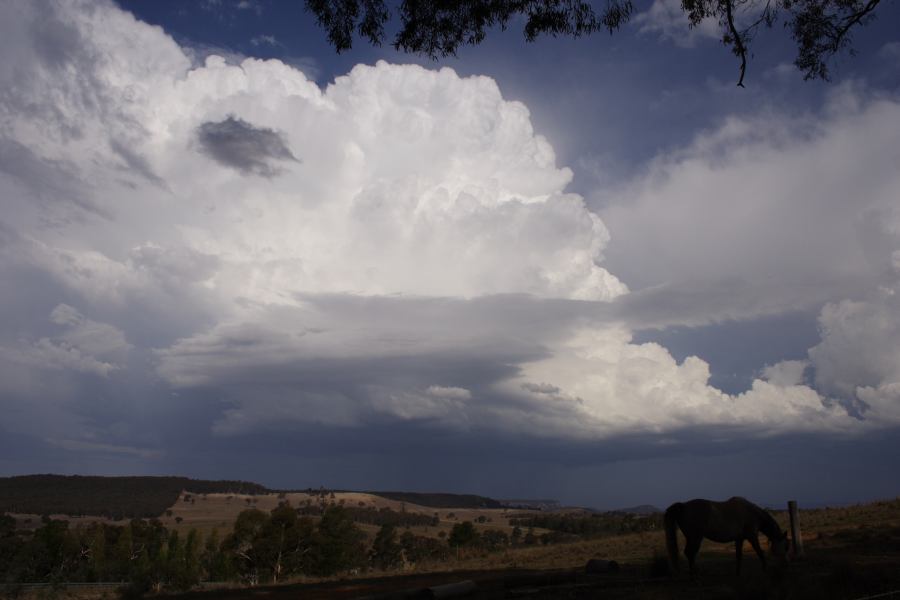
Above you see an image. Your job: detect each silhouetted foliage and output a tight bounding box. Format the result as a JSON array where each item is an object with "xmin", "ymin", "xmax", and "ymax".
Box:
[
  {"xmin": 345, "ymin": 505, "xmax": 436, "ymax": 528},
  {"xmin": 310, "ymin": 505, "xmax": 366, "ymax": 576},
  {"xmin": 306, "ymin": 0, "xmax": 884, "ymax": 85},
  {"xmin": 219, "ymin": 503, "xmax": 364, "ymax": 584},
  {"xmin": 0, "ymin": 514, "xmax": 201, "ymax": 593},
  {"xmin": 447, "ymin": 521, "xmax": 480, "ymax": 547},
  {"xmin": 509, "ymin": 511, "xmax": 662, "ymax": 540},
  {"xmin": 480, "ymin": 529, "xmax": 510, "ymax": 551},
  {"xmin": 399, "ymin": 530, "xmax": 450, "ymax": 563},
  {"xmin": 369, "ymin": 524, "xmax": 403, "ymax": 570}
]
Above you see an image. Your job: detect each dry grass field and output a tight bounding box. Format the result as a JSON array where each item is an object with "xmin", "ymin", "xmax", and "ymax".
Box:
[
  {"xmin": 8, "ymin": 490, "xmax": 553, "ymax": 546},
  {"xmin": 153, "ymin": 496, "xmax": 900, "ymax": 599},
  {"xmin": 11, "ymin": 495, "xmax": 900, "ymax": 599},
  {"xmin": 153, "ymin": 491, "xmax": 551, "ymax": 541}
]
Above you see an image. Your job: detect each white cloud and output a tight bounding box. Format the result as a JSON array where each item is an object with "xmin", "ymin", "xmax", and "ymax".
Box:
[
  {"xmin": 760, "ymin": 360, "xmax": 808, "ymax": 387},
  {"xmin": 808, "ymin": 286, "xmax": 900, "ymax": 414},
  {"xmin": 1, "ymin": 0, "xmax": 898, "ymax": 447},
  {"xmin": 1, "ymin": 304, "xmax": 130, "ymax": 377},
  {"xmin": 599, "ymin": 89, "xmax": 900, "ymax": 318},
  {"xmin": 499, "ymin": 326, "xmax": 855, "ymax": 438},
  {"xmin": 426, "ymin": 386, "xmax": 473, "ymax": 400}
]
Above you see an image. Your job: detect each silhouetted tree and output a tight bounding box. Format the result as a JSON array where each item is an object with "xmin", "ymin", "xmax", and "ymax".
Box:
[
  {"xmin": 257, "ymin": 503, "xmax": 313, "ymax": 583},
  {"xmin": 447, "ymin": 521, "xmax": 479, "ymax": 548},
  {"xmin": 369, "ymin": 524, "xmax": 403, "ymax": 570},
  {"xmin": 480, "ymin": 529, "xmax": 509, "ymax": 551},
  {"xmin": 306, "ymin": 0, "xmax": 884, "ymax": 85},
  {"xmin": 511, "ymin": 525, "xmax": 522, "ymax": 545},
  {"xmin": 202, "ymin": 529, "xmax": 232, "ymax": 581},
  {"xmin": 222, "ymin": 509, "xmax": 268, "ymax": 585},
  {"xmin": 399, "ymin": 531, "xmax": 450, "ymax": 563},
  {"xmin": 310, "ymin": 505, "xmax": 366, "ymax": 576}
]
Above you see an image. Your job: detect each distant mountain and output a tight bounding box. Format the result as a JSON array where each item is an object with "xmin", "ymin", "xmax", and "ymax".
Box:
[
  {"xmin": 0, "ymin": 474, "xmax": 269, "ymax": 519},
  {"xmin": 614, "ymin": 504, "xmax": 663, "ymax": 515}
]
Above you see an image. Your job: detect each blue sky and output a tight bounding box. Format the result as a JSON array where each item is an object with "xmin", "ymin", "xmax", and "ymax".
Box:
[{"xmin": 1, "ymin": 0, "xmax": 899, "ymax": 509}]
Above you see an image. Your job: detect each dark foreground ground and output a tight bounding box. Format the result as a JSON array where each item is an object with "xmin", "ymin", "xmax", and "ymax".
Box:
[{"xmin": 163, "ymin": 525, "xmax": 900, "ymax": 600}]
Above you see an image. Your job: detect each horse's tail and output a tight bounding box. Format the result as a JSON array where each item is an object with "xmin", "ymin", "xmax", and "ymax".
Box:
[{"xmin": 664, "ymin": 502, "xmax": 682, "ymax": 573}]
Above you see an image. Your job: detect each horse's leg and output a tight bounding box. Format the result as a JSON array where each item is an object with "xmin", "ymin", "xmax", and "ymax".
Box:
[
  {"xmin": 749, "ymin": 534, "xmax": 767, "ymax": 571},
  {"xmin": 685, "ymin": 535, "xmax": 703, "ymax": 581},
  {"xmin": 734, "ymin": 539, "xmax": 743, "ymax": 576}
]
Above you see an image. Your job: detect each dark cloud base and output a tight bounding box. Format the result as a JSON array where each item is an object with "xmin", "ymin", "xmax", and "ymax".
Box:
[{"xmin": 6, "ymin": 416, "xmax": 898, "ymax": 510}]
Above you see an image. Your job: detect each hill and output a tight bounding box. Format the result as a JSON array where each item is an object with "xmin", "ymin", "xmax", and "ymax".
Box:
[
  {"xmin": 614, "ymin": 504, "xmax": 662, "ymax": 515},
  {"xmin": 0, "ymin": 474, "xmax": 269, "ymax": 519},
  {"xmin": 0, "ymin": 475, "xmax": 508, "ymax": 521},
  {"xmin": 364, "ymin": 491, "xmax": 502, "ymax": 509}
]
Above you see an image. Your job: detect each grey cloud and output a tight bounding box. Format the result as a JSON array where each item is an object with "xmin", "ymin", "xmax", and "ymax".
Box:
[
  {"xmin": 196, "ymin": 116, "xmax": 299, "ymax": 177},
  {"xmin": 521, "ymin": 382, "xmax": 561, "ymax": 394},
  {"xmin": 154, "ymin": 293, "xmax": 852, "ymax": 440},
  {"xmin": 129, "ymin": 243, "xmax": 219, "ymax": 285},
  {"xmin": 604, "ymin": 278, "xmax": 863, "ymax": 331},
  {"xmin": 0, "ymin": 138, "xmax": 111, "ymax": 223},
  {"xmin": 110, "ymin": 139, "xmax": 168, "ymax": 189},
  {"xmin": 147, "ymin": 410, "xmax": 900, "ymax": 508},
  {"xmin": 27, "ymin": 1, "xmax": 92, "ymax": 71},
  {"xmin": 154, "ymin": 294, "xmax": 585, "ymax": 433}
]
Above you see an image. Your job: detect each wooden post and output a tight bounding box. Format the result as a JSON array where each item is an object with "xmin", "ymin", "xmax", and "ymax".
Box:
[{"xmin": 787, "ymin": 500, "xmax": 804, "ymax": 558}]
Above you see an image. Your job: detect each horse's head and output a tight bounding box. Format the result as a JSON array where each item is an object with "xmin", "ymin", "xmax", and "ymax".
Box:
[{"xmin": 770, "ymin": 529, "xmax": 790, "ymax": 561}]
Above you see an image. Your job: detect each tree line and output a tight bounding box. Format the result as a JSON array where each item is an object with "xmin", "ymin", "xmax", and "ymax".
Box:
[
  {"xmin": 297, "ymin": 501, "xmax": 438, "ymax": 528},
  {"xmin": 508, "ymin": 511, "xmax": 663, "ymax": 539},
  {"xmin": 0, "ymin": 502, "xmax": 519, "ymax": 595}
]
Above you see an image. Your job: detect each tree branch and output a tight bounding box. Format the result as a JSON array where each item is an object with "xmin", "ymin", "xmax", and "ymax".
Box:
[
  {"xmin": 832, "ymin": 0, "xmax": 881, "ymax": 53},
  {"xmin": 723, "ymin": 0, "xmax": 747, "ymax": 87}
]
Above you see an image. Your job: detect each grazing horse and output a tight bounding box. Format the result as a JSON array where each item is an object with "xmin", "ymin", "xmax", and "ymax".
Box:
[{"xmin": 665, "ymin": 497, "xmax": 789, "ymax": 579}]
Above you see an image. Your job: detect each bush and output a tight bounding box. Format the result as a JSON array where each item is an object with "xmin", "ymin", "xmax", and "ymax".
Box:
[{"xmin": 448, "ymin": 522, "xmax": 479, "ymax": 548}]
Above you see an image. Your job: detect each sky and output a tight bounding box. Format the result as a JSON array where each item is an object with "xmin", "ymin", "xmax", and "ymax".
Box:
[{"xmin": 1, "ymin": 0, "xmax": 899, "ymax": 510}]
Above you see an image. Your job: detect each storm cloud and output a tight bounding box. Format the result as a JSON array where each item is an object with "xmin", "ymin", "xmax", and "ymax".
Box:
[
  {"xmin": 1, "ymin": 0, "xmax": 899, "ymax": 505},
  {"xmin": 196, "ymin": 115, "xmax": 298, "ymax": 177}
]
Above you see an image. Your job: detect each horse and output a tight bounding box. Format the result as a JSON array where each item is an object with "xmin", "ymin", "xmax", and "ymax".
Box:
[{"xmin": 664, "ymin": 496, "xmax": 789, "ymax": 579}]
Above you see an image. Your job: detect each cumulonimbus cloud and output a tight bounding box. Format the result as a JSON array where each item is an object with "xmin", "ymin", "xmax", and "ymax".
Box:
[{"xmin": 0, "ymin": 0, "xmax": 898, "ymax": 454}]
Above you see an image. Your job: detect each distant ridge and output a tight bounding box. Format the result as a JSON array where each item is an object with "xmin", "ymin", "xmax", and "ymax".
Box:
[
  {"xmin": 0, "ymin": 475, "xmax": 510, "ymax": 516},
  {"xmin": 500, "ymin": 499, "xmax": 561, "ymax": 511},
  {"xmin": 614, "ymin": 504, "xmax": 662, "ymax": 515},
  {"xmin": 0, "ymin": 474, "xmax": 269, "ymax": 519},
  {"xmin": 367, "ymin": 491, "xmax": 502, "ymax": 509}
]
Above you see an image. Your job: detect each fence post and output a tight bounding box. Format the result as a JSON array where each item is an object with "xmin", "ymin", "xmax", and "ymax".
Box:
[{"xmin": 787, "ymin": 500, "xmax": 804, "ymax": 558}]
